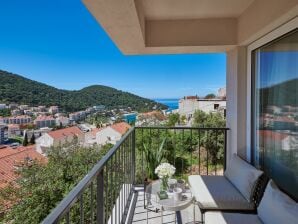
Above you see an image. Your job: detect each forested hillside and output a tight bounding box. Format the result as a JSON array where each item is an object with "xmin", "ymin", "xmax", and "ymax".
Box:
[{"xmin": 0, "ymin": 70, "xmax": 167, "ymax": 112}]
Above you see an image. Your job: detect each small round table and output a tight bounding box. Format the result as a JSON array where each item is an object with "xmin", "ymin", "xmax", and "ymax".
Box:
[{"xmin": 145, "ymin": 180, "xmax": 195, "ymax": 224}]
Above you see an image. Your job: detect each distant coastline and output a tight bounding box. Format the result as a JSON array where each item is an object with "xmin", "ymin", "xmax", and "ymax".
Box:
[{"xmin": 153, "ymin": 98, "xmax": 179, "ymax": 112}]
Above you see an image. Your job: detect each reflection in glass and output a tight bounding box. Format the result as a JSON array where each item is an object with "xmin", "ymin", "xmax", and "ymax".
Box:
[{"xmin": 253, "ymin": 29, "xmax": 298, "ymax": 199}]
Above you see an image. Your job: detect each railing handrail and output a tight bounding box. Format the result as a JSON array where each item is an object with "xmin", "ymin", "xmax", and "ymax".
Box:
[
  {"xmin": 42, "ymin": 127, "xmax": 136, "ymax": 224},
  {"xmin": 135, "ymin": 126, "xmax": 229, "ymax": 130}
]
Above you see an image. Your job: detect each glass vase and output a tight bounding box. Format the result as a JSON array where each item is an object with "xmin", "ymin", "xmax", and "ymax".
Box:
[{"xmin": 160, "ymin": 177, "xmax": 168, "ymax": 192}]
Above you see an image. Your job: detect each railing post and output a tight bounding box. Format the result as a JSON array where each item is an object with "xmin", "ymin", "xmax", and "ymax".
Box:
[
  {"xmin": 97, "ymin": 169, "xmax": 104, "ymax": 224},
  {"xmin": 132, "ymin": 128, "xmax": 136, "ymax": 185},
  {"xmin": 224, "ymin": 129, "xmax": 227, "ymax": 171}
]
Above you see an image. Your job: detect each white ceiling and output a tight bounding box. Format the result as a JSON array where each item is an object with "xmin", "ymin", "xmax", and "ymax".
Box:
[{"xmin": 140, "ymin": 0, "xmax": 255, "ymax": 20}]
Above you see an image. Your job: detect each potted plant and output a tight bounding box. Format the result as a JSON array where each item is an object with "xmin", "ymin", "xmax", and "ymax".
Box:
[{"xmin": 143, "ymin": 138, "xmax": 166, "ymax": 181}]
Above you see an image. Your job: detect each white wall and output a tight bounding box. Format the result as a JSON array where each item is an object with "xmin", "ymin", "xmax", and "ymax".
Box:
[
  {"xmin": 36, "ymin": 134, "xmax": 54, "ymax": 154},
  {"xmin": 226, "ymin": 46, "xmax": 247, "ymax": 164},
  {"xmin": 96, "ymin": 127, "xmax": 122, "ymax": 145}
]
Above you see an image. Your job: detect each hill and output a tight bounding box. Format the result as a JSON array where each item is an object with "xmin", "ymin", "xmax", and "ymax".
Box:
[
  {"xmin": 261, "ymin": 79, "xmax": 298, "ymax": 106},
  {"xmin": 0, "ymin": 70, "xmax": 167, "ymax": 112}
]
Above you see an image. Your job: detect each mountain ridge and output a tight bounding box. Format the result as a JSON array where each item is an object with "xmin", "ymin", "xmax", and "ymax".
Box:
[{"xmin": 0, "ymin": 70, "xmax": 167, "ymax": 112}]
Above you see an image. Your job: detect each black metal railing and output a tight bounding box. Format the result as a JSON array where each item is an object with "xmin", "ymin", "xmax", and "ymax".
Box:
[
  {"xmin": 135, "ymin": 127, "xmax": 229, "ymax": 183},
  {"xmin": 42, "ymin": 128, "xmax": 136, "ymax": 224},
  {"xmin": 42, "ymin": 126, "xmax": 228, "ymax": 224}
]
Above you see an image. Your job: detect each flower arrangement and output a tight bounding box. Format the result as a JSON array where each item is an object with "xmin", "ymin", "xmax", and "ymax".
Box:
[
  {"xmin": 155, "ymin": 163, "xmax": 176, "ymax": 191},
  {"xmin": 155, "ymin": 163, "xmax": 176, "ymax": 178}
]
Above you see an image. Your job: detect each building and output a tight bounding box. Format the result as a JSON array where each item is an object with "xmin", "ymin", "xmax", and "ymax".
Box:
[
  {"xmin": 7, "ymin": 124, "xmax": 21, "ymax": 137},
  {"xmin": 179, "ymin": 96, "xmax": 226, "ymax": 119},
  {"xmin": 84, "ymin": 128, "xmax": 102, "ymax": 146},
  {"xmin": 0, "ymin": 145, "xmax": 46, "ymax": 190},
  {"xmin": 0, "ymin": 125, "xmax": 6, "ymax": 144},
  {"xmin": 1, "ymin": 115, "xmax": 32, "ymax": 125},
  {"xmin": 96, "ymin": 122, "xmax": 131, "ymax": 145},
  {"xmin": 34, "ymin": 116, "xmax": 56, "ymax": 128},
  {"xmin": 35, "ymin": 126, "xmax": 85, "ymax": 154},
  {"xmin": 0, "ymin": 104, "xmax": 7, "ymax": 110},
  {"xmin": 69, "ymin": 111, "xmax": 86, "ymax": 122},
  {"xmin": 56, "ymin": 116, "xmax": 70, "ymax": 127},
  {"xmin": 49, "ymin": 106, "xmax": 59, "ymax": 114},
  {"xmin": 36, "ymin": 1, "xmax": 298, "ymax": 222},
  {"xmin": 217, "ymin": 87, "xmax": 226, "ymax": 99}
]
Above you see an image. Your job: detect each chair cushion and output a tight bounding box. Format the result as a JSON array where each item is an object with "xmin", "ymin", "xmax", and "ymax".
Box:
[
  {"xmin": 205, "ymin": 212, "xmax": 263, "ymax": 224},
  {"xmin": 224, "ymin": 154, "xmax": 263, "ymax": 202},
  {"xmin": 257, "ymin": 180, "xmax": 298, "ymax": 224},
  {"xmin": 188, "ymin": 175, "xmax": 254, "ymax": 210}
]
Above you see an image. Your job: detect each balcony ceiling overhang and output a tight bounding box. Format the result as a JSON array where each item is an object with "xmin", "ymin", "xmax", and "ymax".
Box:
[{"xmin": 83, "ymin": 0, "xmax": 298, "ymax": 55}]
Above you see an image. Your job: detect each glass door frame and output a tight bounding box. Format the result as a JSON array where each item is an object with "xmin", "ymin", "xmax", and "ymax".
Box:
[{"xmin": 246, "ymin": 17, "xmax": 298, "ymax": 164}]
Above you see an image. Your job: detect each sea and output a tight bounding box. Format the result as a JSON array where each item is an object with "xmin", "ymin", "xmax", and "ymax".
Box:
[{"xmin": 154, "ymin": 98, "xmax": 179, "ymax": 112}]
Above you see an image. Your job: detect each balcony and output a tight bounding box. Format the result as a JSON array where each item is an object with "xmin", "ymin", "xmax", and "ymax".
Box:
[{"xmin": 42, "ymin": 126, "xmax": 229, "ymax": 224}]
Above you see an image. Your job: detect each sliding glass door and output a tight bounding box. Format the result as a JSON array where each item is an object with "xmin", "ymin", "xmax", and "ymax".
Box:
[{"xmin": 252, "ymin": 29, "xmax": 298, "ymax": 199}]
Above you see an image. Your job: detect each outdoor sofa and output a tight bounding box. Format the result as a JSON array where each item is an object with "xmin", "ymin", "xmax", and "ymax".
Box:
[
  {"xmin": 188, "ymin": 154, "xmax": 266, "ymax": 221},
  {"xmin": 204, "ymin": 179, "xmax": 298, "ymax": 224}
]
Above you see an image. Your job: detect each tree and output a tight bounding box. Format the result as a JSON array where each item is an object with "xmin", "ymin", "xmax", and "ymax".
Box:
[
  {"xmin": 30, "ymin": 134, "xmax": 35, "ymax": 144},
  {"xmin": 167, "ymin": 113, "xmax": 180, "ymax": 126},
  {"xmin": 1, "ymin": 142, "xmax": 112, "ymax": 223},
  {"xmin": 205, "ymin": 93, "xmax": 216, "ymax": 99},
  {"xmin": 193, "ymin": 110, "xmax": 208, "ymax": 127},
  {"xmin": 23, "ymin": 133, "xmax": 28, "ymax": 146},
  {"xmin": 0, "ymin": 108, "xmax": 11, "ymax": 117}
]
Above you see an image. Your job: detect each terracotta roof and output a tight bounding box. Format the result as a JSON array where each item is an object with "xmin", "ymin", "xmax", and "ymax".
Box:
[
  {"xmin": 0, "ymin": 146, "xmax": 46, "ymax": 189},
  {"xmin": 111, "ymin": 122, "xmax": 131, "ymax": 135},
  {"xmin": 258, "ymin": 130, "xmax": 289, "ymax": 141},
  {"xmin": 47, "ymin": 126, "xmax": 83, "ymax": 140}
]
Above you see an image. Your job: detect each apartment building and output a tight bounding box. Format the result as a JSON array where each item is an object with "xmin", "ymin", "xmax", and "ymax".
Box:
[
  {"xmin": 0, "ymin": 115, "xmax": 32, "ymax": 125},
  {"xmin": 34, "ymin": 116, "xmax": 56, "ymax": 128}
]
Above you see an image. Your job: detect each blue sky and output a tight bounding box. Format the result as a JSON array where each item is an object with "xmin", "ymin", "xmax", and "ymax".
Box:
[{"xmin": 0, "ymin": 0, "xmax": 226, "ymax": 99}]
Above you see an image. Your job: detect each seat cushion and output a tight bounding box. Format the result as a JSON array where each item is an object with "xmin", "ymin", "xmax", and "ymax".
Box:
[
  {"xmin": 205, "ymin": 212, "xmax": 263, "ymax": 224},
  {"xmin": 224, "ymin": 154, "xmax": 263, "ymax": 202},
  {"xmin": 188, "ymin": 175, "xmax": 254, "ymax": 210},
  {"xmin": 257, "ymin": 180, "xmax": 298, "ymax": 224}
]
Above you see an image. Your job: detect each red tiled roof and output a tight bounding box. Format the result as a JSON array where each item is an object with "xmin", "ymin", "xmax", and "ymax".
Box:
[
  {"xmin": 47, "ymin": 126, "xmax": 83, "ymax": 140},
  {"xmin": 258, "ymin": 130, "xmax": 289, "ymax": 141},
  {"xmin": 111, "ymin": 122, "xmax": 131, "ymax": 135},
  {"xmin": 0, "ymin": 146, "xmax": 46, "ymax": 189}
]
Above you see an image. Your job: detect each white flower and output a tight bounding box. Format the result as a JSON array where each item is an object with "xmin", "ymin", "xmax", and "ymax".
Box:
[{"xmin": 155, "ymin": 163, "xmax": 176, "ymax": 179}]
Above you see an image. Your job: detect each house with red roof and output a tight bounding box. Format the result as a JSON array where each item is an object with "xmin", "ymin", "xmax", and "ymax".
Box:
[
  {"xmin": 95, "ymin": 122, "xmax": 131, "ymax": 145},
  {"xmin": 0, "ymin": 145, "xmax": 46, "ymax": 189},
  {"xmin": 35, "ymin": 126, "xmax": 84, "ymax": 154}
]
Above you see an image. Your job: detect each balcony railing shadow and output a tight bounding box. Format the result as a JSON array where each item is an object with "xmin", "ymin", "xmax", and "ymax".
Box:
[{"xmin": 42, "ymin": 126, "xmax": 229, "ymax": 224}]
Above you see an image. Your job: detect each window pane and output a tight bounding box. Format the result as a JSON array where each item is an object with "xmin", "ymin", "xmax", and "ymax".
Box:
[{"xmin": 253, "ymin": 30, "xmax": 298, "ymax": 199}]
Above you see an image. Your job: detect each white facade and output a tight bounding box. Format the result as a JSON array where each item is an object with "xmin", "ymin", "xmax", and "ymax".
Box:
[
  {"xmin": 36, "ymin": 132, "xmax": 85, "ymax": 154},
  {"xmin": 179, "ymin": 98, "xmax": 226, "ymax": 118},
  {"xmin": 96, "ymin": 127, "xmax": 122, "ymax": 145},
  {"xmin": 56, "ymin": 116, "xmax": 70, "ymax": 127},
  {"xmin": 35, "ymin": 134, "xmax": 54, "ymax": 154}
]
